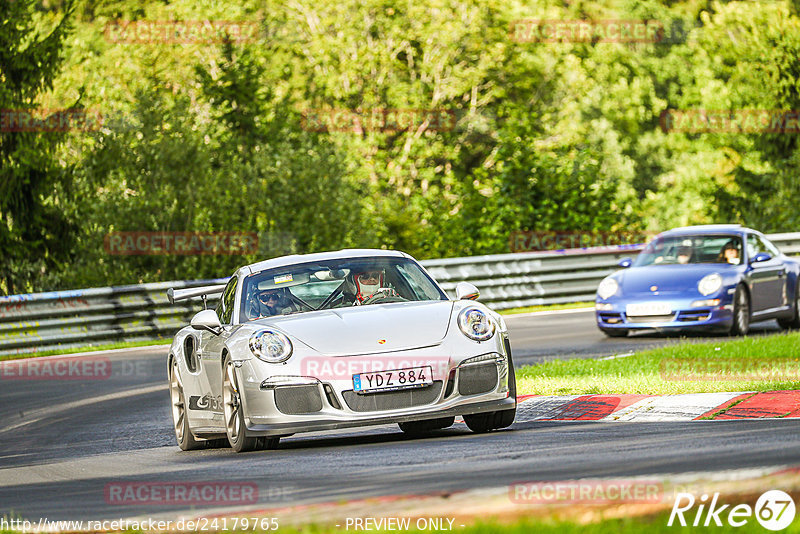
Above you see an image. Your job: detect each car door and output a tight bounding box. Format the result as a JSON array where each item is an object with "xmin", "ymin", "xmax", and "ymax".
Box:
[
  {"xmin": 196, "ymin": 277, "xmax": 238, "ymax": 425},
  {"xmin": 760, "ymin": 235, "xmax": 790, "ymax": 309},
  {"xmin": 746, "ymin": 234, "xmax": 786, "ymax": 313}
]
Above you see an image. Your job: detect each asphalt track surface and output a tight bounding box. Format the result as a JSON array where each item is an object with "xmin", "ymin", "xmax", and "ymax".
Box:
[{"xmin": 0, "ymin": 310, "xmax": 797, "ymax": 522}]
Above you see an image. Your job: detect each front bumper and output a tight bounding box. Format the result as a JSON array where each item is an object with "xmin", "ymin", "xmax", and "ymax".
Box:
[
  {"xmin": 237, "ymin": 349, "xmax": 515, "ymax": 437},
  {"xmin": 595, "ymin": 294, "xmax": 734, "ymax": 332}
]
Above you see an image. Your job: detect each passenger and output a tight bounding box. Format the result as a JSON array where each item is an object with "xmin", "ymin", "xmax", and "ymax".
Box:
[{"xmin": 249, "ymin": 288, "xmax": 284, "ymax": 318}]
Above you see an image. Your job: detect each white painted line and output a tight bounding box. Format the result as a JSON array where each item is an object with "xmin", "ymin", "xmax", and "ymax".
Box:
[
  {"xmin": 1, "ymin": 344, "xmax": 171, "ymax": 362},
  {"xmin": 0, "ymin": 384, "xmax": 167, "ymax": 433},
  {"xmin": 605, "ymin": 392, "xmax": 748, "ymax": 422},
  {"xmin": 598, "ymin": 351, "xmax": 635, "ymax": 361},
  {"xmin": 503, "ymin": 307, "xmax": 595, "ymax": 319}
]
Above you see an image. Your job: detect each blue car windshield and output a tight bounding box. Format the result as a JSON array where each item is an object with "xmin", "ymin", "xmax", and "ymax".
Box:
[{"xmin": 634, "ymin": 235, "xmax": 744, "ymax": 267}]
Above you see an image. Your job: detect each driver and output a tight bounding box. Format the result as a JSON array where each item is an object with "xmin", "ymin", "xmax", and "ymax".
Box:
[
  {"xmin": 354, "ymin": 269, "xmax": 384, "ymax": 303},
  {"xmin": 717, "ymin": 241, "xmax": 741, "ymax": 264},
  {"xmin": 345, "ymin": 268, "xmax": 399, "ymax": 305}
]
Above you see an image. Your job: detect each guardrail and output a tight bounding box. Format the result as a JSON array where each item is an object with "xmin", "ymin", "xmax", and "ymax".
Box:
[{"xmin": 2, "ymin": 233, "xmax": 799, "ymax": 356}]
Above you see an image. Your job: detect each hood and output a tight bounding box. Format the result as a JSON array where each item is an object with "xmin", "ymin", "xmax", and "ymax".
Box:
[
  {"xmin": 254, "ymin": 300, "xmax": 454, "ymax": 356},
  {"xmin": 618, "ymin": 264, "xmax": 733, "ymax": 294}
]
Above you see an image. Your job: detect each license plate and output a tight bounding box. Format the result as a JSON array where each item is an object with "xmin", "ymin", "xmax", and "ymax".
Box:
[
  {"xmin": 626, "ymin": 302, "xmax": 672, "ymax": 316},
  {"xmin": 353, "ymin": 366, "xmax": 433, "ymax": 394}
]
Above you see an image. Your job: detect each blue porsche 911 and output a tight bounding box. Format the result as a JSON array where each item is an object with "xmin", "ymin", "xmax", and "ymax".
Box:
[{"xmin": 595, "ymin": 225, "xmax": 800, "ymax": 336}]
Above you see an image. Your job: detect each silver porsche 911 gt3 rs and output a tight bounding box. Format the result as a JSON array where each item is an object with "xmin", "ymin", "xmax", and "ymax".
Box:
[{"xmin": 166, "ymin": 249, "xmax": 516, "ymax": 452}]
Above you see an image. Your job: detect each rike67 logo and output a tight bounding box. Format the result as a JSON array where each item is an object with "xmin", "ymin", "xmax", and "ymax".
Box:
[{"xmin": 669, "ymin": 490, "xmax": 796, "ymax": 531}]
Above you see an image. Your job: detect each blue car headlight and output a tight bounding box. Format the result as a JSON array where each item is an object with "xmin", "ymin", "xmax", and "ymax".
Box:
[
  {"xmin": 597, "ymin": 277, "xmax": 619, "ymax": 300},
  {"xmin": 698, "ymin": 273, "xmax": 723, "ymax": 296},
  {"xmin": 249, "ymin": 329, "xmax": 293, "ymax": 363}
]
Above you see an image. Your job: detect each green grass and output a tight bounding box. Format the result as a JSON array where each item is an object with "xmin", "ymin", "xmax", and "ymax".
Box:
[
  {"xmin": 0, "ymin": 338, "xmax": 172, "ymax": 362},
  {"xmin": 500, "ymin": 301, "xmax": 594, "ymax": 315},
  {"xmin": 516, "ymin": 331, "xmax": 800, "ymax": 395}
]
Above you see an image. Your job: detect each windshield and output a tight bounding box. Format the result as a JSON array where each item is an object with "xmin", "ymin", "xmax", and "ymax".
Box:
[
  {"xmin": 633, "ymin": 234, "xmax": 744, "ymax": 267},
  {"xmin": 238, "ymin": 257, "xmax": 448, "ymax": 322}
]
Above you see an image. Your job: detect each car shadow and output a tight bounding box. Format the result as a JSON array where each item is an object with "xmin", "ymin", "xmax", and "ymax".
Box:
[{"xmin": 625, "ymin": 319, "xmax": 780, "ymax": 339}]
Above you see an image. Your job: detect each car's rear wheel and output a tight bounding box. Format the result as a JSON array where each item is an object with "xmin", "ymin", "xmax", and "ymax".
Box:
[
  {"xmin": 600, "ymin": 327, "xmax": 628, "ymax": 338},
  {"xmin": 730, "ymin": 285, "xmax": 751, "ymax": 336},
  {"xmin": 777, "ymin": 281, "xmax": 800, "ymax": 330},
  {"xmin": 398, "ymin": 417, "xmax": 455, "ymax": 435},
  {"xmin": 169, "ymin": 358, "xmax": 203, "ymax": 451},
  {"xmin": 223, "ymin": 356, "xmax": 280, "ymax": 453}
]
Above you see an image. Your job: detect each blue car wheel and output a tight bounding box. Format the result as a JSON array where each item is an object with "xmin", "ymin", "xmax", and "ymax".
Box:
[
  {"xmin": 778, "ymin": 281, "xmax": 800, "ymax": 329},
  {"xmin": 600, "ymin": 327, "xmax": 629, "ymax": 338},
  {"xmin": 730, "ymin": 285, "xmax": 750, "ymax": 336}
]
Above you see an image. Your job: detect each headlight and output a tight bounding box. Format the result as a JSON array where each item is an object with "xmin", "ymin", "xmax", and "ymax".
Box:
[
  {"xmin": 597, "ymin": 277, "xmax": 619, "ymax": 300},
  {"xmin": 458, "ymin": 307, "xmax": 496, "ymax": 341},
  {"xmin": 249, "ymin": 329, "xmax": 293, "ymax": 363},
  {"xmin": 698, "ymin": 273, "xmax": 722, "ymax": 296}
]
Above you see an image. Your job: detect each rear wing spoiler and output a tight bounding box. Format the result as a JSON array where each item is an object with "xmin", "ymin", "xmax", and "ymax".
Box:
[{"xmin": 167, "ymin": 284, "xmax": 226, "ymax": 309}]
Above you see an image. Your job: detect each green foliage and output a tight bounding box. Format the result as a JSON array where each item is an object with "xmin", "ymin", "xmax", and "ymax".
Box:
[
  {"xmin": 6, "ymin": 0, "xmax": 800, "ymax": 292},
  {"xmin": 0, "ymin": 0, "xmax": 75, "ymax": 294}
]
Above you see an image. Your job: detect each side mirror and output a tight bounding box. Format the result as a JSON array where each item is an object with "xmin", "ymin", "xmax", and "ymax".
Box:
[
  {"xmin": 455, "ymin": 281, "xmax": 480, "ymax": 301},
  {"xmin": 191, "ymin": 309, "xmax": 222, "ymax": 334},
  {"xmin": 751, "ymin": 252, "xmax": 772, "ymax": 264},
  {"xmin": 617, "ymin": 257, "xmax": 633, "ymax": 269}
]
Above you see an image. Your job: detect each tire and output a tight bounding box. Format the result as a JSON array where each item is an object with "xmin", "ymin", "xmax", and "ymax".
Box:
[
  {"xmin": 398, "ymin": 417, "xmax": 455, "ymax": 435},
  {"xmin": 730, "ymin": 284, "xmax": 751, "ymax": 336},
  {"xmin": 600, "ymin": 327, "xmax": 628, "ymax": 338},
  {"xmin": 169, "ymin": 358, "xmax": 203, "ymax": 451},
  {"xmin": 464, "ymin": 409, "xmax": 515, "ymax": 433},
  {"xmin": 777, "ymin": 281, "xmax": 800, "ymax": 330},
  {"xmin": 223, "ymin": 356, "xmax": 280, "ymax": 453},
  {"xmin": 463, "ymin": 346, "xmax": 517, "ymax": 434}
]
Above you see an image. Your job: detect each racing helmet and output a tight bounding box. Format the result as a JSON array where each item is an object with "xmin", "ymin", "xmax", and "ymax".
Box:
[{"xmin": 353, "ymin": 269, "xmax": 384, "ymax": 303}]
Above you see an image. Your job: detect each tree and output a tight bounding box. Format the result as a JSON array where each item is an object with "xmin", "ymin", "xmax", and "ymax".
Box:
[{"xmin": 0, "ymin": 0, "xmax": 75, "ymax": 294}]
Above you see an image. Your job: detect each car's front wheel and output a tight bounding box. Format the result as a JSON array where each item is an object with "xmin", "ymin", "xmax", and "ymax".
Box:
[
  {"xmin": 223, "ymin": 356, "xmax": 280, "ymax": 453},
  {"xmin": 730, "ymin": 285, "xmax": 751, "ymax": 336},
  {"xmin": 463, "ymin": 409, "xmax": 515, "ymax": 433},
  {"xmin": 169, "ymin": 358, "xmax": 203, "ymax": 451},
  {"xmin": 463, "ymin": 351, "xmax": 516, "ymax": 433},
  {"xmin": 600, "ymin": 327, "xmax": 629, "ymax": 338},
  {"xmin": 778, "ymin": 281, "xmax": 800, "ymax": 330}
]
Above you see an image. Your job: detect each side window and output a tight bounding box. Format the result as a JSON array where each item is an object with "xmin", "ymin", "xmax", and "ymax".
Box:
[
  {"xmin": 760, "ymin": 236, "xmax": 781, "ymax": 257},
  {"xmin": 217, "ymin": 278, "xmax": 238, "ymax": 324},
  {"xmin": 746, "ymin": 234, "xmax": 763, "ymax": 259}
]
